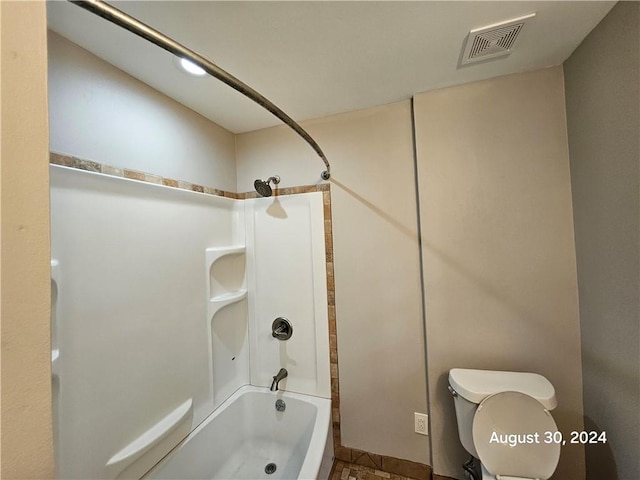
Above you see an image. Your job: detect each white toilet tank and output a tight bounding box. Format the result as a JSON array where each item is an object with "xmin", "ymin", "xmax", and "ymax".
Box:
[{"xmin": 448, "ymin": 368, "xmax": 557, "ymax": 458}]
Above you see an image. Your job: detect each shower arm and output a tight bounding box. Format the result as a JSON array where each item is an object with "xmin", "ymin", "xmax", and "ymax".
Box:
[{"xmin": 69, "ymin": 0, "xmax": 331, "ymax": 181}]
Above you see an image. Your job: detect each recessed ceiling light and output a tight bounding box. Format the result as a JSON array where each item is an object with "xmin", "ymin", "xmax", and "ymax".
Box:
[{"xmin": 175, "ymin": 57, "xmax": 207, "ymax": 76}]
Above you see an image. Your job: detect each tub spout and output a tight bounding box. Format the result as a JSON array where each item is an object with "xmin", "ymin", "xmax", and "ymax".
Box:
[{"xmin": 270, "ymin": 368, "xmax": 288, "ymax": 391}]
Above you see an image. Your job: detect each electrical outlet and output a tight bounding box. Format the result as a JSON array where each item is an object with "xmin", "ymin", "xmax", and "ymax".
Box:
[{"xmin": 414, "ymin": 412, "xmax": 428, "ymax": 436}]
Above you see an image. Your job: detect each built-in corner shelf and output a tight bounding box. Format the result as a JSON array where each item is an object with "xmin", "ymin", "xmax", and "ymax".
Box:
[
  {"xmin": 206, "ymin": 246, "xmax": 247, "ymax": 318},
  {"xmin": 105, "ymin": 398, "xmax": 193, "ymax": 476},
  {"xmin": 205, "ymin": 244, "xmax": 250, "ymax": 409}
]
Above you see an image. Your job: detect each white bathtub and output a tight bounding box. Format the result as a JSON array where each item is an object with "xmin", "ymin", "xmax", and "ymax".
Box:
[{"xmin": 144, "ymin": 386, "xmax": 332, "ymax": 480}]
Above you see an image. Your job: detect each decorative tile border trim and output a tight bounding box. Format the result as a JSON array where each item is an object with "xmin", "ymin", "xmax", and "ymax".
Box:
[
  {"xmin": 50, "ymin": 153, "xmax": 241, "ymax": 198},
  {"xmin": 50, "ymin": 152, "xmax": 329, "ymax": 200},
  {"xmin": 239, "ymin": 183, "xmax": 329, "ymax": 199},
  {"xmin": 322, "ymin": 188, "xmax": 340, "ymax": 448}
]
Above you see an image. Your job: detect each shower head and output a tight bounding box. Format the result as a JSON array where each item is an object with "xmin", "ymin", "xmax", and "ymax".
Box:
[{"xmin": 253, "ymin": 175, "xmax": 280, "ymax": 197}]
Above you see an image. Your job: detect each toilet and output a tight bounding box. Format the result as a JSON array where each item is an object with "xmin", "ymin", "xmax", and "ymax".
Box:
[{"xmin": 448, "ymin": 368, "xmax": 561, "ymax": 480}]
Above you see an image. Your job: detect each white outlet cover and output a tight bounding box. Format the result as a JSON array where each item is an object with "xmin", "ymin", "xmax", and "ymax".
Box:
[{"xmin": 414, "ymin": 412, "xmax": 429, "ymax": 436}]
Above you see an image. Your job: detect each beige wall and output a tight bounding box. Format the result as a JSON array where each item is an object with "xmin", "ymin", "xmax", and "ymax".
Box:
[
  {"xmin": 414, "ymin": 67, "xmax": 584, "ymax": 479},
  {"xmin": 48, "ymin": 32, "xmax": 237, "ymax": 190},
  {"xmin": 564, "ymin": 2, "xmax": 640, "ymax": 479},
  {"xmin": 1, "ymin": 1, "xmax": 54, "ymax": 478},
  {"xmin": 236, "ymin": 101, "xmax": 430, "ymax": 464}
]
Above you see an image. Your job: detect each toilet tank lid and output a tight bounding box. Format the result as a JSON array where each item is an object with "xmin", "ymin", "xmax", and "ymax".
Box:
[{"xmin": 449, "ymin": 368, "xmax": 557, "ymax": 409}]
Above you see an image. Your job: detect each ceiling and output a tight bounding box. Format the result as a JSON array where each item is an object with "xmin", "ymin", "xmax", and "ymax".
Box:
[{"xmin": 47, "ymin": 1, "xmax": 615, "ymax": 134}]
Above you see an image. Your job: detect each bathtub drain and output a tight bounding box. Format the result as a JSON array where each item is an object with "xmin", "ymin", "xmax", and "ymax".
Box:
[{"xmin": 265, "ymin": 463, "xmax": 277, "ymax": 475}]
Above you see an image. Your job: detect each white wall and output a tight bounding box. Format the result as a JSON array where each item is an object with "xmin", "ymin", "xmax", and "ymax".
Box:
[
  {"xmin": 0, "ymin": 2, "xmax": 54, "ymax": 477},
  {"xmin": 48, "ymin": 32, "xmax": 237, "ymax": 190},
  {"xmin": 51, "ymin": 166, "xmax": 242, "ymax": 479},
  {"xmin": 414, "ymin": 67, "xmax": 584, "ymax": 479}
]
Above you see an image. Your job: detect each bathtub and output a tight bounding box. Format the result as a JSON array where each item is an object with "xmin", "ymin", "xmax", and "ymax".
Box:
[{"xmin": 144, "ymin": 385, "xmax": 332, "ymax": 480}]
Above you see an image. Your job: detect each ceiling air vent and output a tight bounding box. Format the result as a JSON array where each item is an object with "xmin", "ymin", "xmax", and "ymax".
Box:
[{"xmin": 460, "ymin": 13, "xmax": 535, "ymax": 65}]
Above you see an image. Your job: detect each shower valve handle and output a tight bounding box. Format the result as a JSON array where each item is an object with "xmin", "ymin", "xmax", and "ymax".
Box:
[{"xmin": 271, "ymin": 317, "xmax": 293, "ymax": 340}]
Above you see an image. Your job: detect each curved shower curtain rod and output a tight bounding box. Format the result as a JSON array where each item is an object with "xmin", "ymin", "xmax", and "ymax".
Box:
[{"xmin": 69, "ymin": 0, "xmax": 331, "ymax": 181}]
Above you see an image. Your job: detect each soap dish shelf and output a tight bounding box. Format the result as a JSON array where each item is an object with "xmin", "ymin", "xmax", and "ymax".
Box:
[
  {"xmin": 105, "ymin": 398, "xmax": 193, "ymax": 477},
  {"xmin": 206, "ymin": 245, "xmax": 245, "ymax": 264},
  {"xmin": 209, "ymin": 289, "xmax": 248, "ymax": 316}
]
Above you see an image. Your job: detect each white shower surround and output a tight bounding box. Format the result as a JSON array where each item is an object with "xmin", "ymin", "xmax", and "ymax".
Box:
[
  {"xmin": 50, "ymin": 165, "xmax": 331, "ymax": 479},
  {"xmin": 246, "ymin": 195, "xmax": 331, "ymax": 398}
]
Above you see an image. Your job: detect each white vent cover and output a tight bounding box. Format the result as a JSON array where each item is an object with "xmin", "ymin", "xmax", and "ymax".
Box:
[{"xmin": 461, "ymin": 13, "xmax": 535, "ymax": 65}]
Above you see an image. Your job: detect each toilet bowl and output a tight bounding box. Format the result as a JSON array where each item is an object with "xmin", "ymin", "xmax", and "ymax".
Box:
[{"xmin": 448, "ymin": 368, "xmax": 561, "ymax": 480}]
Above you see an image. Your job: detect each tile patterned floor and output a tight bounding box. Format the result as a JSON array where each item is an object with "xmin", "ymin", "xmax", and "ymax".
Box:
[{"xmin": 331, "ymin": 460, "xmax": 422, "ymax": 480}]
